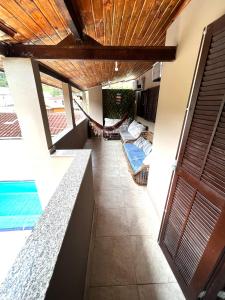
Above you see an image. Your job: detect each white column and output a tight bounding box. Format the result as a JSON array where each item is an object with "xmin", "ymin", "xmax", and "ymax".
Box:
[
  {"xmin": 3, "ymin": 58, "xmax": 54, "ymax": 208},
  {"xmin": 62, "ymin": 82, "xmax": 75, "ymax": 128},
  {"xmin": 4, "ymin": 58, "xmax": 52, "ymax": 154},
  {"xmin": 87, "ymin": 85, "xmax": 103, "ymax": 125}
]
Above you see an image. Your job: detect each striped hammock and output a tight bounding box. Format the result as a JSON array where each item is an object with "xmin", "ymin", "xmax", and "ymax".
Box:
[{"xmin": 75, "ymin": 100, "xmax": 129, "ymax": 136}]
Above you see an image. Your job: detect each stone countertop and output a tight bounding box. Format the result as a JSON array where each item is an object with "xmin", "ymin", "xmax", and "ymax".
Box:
[{"xmin": 0, "ymin": 150, "xmax": 91, "ymax": 300}]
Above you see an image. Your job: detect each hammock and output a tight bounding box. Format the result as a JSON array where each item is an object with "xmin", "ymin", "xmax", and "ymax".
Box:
[{"xmin": 75, "ymin": 100, "xmax": 129, "ymax": 136}]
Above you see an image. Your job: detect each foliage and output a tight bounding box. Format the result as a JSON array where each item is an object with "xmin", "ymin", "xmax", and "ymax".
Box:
[
  {"xmin": 103, "ymin": 89, "xmax": 135, "ymax": 119},
  {"xmin": 42, "ymin": 84, "xmax": 63, "ymax": 97},
  {"xmin": 0, "ymin": 72, "xmax": 8, "ymax": 87}
]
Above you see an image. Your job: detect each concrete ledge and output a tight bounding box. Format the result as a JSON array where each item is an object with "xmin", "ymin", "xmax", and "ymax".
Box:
[
  {"xmin": 0, "ymin": 150, "xmax": 94, "ymax": 300},
  {"xmin": 52, "ymin": 126, "xmax": 73, "ymax": 145},
  {"xmin": 54, "ymin": 118, "xmax": 88, "ymax": 150},
  {"xmin": 76, "ymin": 117, "xmax": 87, "ymax": 126}
]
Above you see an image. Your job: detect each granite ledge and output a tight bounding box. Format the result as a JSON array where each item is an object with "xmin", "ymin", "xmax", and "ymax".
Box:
[{"xmin": 0, "ymin": 150, "xmax": 92, "ymax": 300}]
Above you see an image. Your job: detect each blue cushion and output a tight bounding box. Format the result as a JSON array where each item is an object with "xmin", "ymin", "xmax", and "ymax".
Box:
[{"xmin": 123, "ymin": 143, "xmax": 146, "ymax": 173}]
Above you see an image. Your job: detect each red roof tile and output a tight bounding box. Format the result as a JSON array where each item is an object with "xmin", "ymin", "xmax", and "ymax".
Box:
[
  {"xmin": 0, "ymin": 113, "xmax": 21, "ymax": 137},
  {"xmin": 0, "ymin": 112, "xmax": 83, "ymax": 138}
]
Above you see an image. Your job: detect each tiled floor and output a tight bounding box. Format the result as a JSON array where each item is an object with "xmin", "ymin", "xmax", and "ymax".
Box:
[{"xmin": 84, "ymin": 138, "xmax": 185, "ymax": 300}]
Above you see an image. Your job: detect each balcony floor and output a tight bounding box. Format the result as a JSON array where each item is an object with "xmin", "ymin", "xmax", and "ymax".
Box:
[{"xmin": 84, "ymin": 138, "xmax": 184, "ymax": 300}]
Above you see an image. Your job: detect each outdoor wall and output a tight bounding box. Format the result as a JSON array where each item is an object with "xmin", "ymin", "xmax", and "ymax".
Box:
[
  {"xmin": 87, "ymin": 85, "xmax": 103, "ymax": 125},
  {"xmin": 147, "ymin": 0, "xmax": 225, "ymax": 219},
  {"xmin": 135, "ymin": 68, "xmax": 160, "ymax": 132}
]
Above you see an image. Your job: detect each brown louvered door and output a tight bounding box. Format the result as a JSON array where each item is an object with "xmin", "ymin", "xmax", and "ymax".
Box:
[{"xmin": 159, "ymin": 14, "xmax": 225, "ymax": 300}]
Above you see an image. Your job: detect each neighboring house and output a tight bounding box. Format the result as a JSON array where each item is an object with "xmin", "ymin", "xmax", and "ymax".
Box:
[
  {"xmin": 0, "ymin": 112, "xmax": 68, "ymax": 138},
  {"xmin": 0, "ymin": 113, "xmax": 20, "ymax": 137},
  {"xmin": 45, "ymin": 95, "xmax": 65, "ymax": 113}
]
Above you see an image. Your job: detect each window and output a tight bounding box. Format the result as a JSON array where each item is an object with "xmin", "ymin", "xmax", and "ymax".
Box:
[
  {"xmin": 72, "ymin": 90, "xmax": 86, "ymax": 125},
  {"xmin": 0, "ymin": 71, "xmax": 21, "ymax": 139},
  {"xmin": 42, "ymin": 83, "xmax": 69, "ymax": 140}
]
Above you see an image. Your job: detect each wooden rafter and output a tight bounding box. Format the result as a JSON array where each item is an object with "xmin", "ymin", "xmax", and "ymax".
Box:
[
  {"xmin": 3, "ymin": 44, "xmax": 176, "ymax": 61},
  {"xmin": 57, "ymin": 34, "xmax": 78, "ymax": 46},
  {"xmin": 54, "ymin": 0, "xmax": 84, "ymax": 40},
  {"xmin": 57, "ymin": 33, "xmax": 101, "ymax": 47},
  {"xmin": 0, "ymin": 44, "xmax": 8, "ymax": 56},
  {"xmin": 0, "ymin": 20, "xmax": 17, "ymax": 38}
]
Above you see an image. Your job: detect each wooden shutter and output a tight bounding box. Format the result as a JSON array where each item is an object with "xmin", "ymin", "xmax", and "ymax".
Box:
[{"xmin": 159, "ymin": 14, "xmax": 225, "ymax": 300}]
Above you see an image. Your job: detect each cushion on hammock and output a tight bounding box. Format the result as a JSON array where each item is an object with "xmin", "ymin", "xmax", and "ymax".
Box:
[{"xmin": 123, "ymin": 143, "xmax": 145, "ymax": 173}]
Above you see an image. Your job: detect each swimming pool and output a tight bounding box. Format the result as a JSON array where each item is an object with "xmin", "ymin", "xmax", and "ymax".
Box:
[{"xmin": 0, "ymin": 181, "xmax": 42, "ymax": 231}]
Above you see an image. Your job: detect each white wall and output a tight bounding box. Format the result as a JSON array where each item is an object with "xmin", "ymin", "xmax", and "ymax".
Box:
[
  {"xmin": 87, "ymin": 85, "xmax": 103, "ymax": 125},
  {"xmin": 147, "ymin": 0, "xmax": 225, "ymax": 219},
  {"xmin": 136, "ymin": 68, "xmax": 160, "ymax": 132},
  {"xmin": 3, "ymin": 58, "xmax": 75, "ymax": 208}
]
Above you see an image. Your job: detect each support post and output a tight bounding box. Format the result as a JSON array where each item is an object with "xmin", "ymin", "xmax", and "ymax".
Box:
[
  {"xmin": 3, "ymin": 58, "xmax": 53, "ymax": 207},
  {"xmin": 62, "ymin": 82, "xmax": 76, "ymax": 128},
  {"xmin": 3, "ymin": 58, "xmax": 52, "ymax": 152}
]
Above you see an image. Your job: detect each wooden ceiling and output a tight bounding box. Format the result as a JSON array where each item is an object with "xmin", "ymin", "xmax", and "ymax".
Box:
[{"xmin": 0, "ymin": 0, "xmax": 190, "ymax": 89}]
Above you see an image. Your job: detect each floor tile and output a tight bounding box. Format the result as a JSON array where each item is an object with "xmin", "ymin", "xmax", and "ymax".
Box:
[
  {"xmin": 95, "ymin": 189, "xmax": 125, "ymax": 208},
  {"xmin": 138, "ymin": 283, "xmax": 185, "ymax": 300},
  {"xmin": 95, "ymin": 208, "xmax": 129, "ymax": 237},
  {"xmin": 126, "ymin": 208, "xmax": 157, "ymax": 236},
  {"xmin": 90, "ymin": 236, "xmax": 136, "ymax": 286},
  {"xmin": 134, "ymin": 237, "xmax": 176, "ymax": 284},
  {"xmin": 123, "ymin": 189, "xmax": 150, "ymax": 208},
  {"xmin": 88, "ymin": 285, "xmax": 139, "ymax": 300},
  {"xmin": 94, "ymin": 175, "xmax": 125, "ymax": 190}
]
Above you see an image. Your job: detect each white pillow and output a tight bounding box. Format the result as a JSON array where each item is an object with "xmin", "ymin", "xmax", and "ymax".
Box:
[
  {"xmin": 133, "ymin": 137, "xmax": 146, "ymax": 149},
  {"xmin": 128, "ymin": 123, "xmax": 145, "ymax": 138},
  {"xmin": 143, "ymin": 152, "xmax": 152, "ymax": 165},
  {"xmin": 128, "ymin": 120, "xmax": 139, "ymax": 131},
  {"xmin": 143, "ymin": 141, "xmax": 152, "ymax": 155}
]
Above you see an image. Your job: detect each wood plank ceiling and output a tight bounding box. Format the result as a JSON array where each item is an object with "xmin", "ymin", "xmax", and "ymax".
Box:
[{"xmin": 0, "ymin": 0, "xmax": 190, "ymax": 89}]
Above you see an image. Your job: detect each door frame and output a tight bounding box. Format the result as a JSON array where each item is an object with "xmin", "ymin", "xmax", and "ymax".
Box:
[{"xmin": 158, "ymin": 13, "xmax": 225, "ymax": 300}]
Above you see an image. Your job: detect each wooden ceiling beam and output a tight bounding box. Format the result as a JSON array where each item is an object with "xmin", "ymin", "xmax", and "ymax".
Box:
[
  {"xmin": 5, "ymin": 44, "xmax": 176, "ymax": 61},
  {"xmin": 54, "ymin": 0, "xmax": 83, "ymax": 40},
  {"xmin": 0, "ymin": 43, "xmax": 9, "ymax": 56},
  {"xmin": 57, "ymin": 34, "xmax": 77, "ymax": 46},
  {"xmin": 57, "ymin": 33, "xmax": 101, "ymax": 47},
  {"xmin": 0, "ymin": 20, "xmax": 17, "ymax": 38}
]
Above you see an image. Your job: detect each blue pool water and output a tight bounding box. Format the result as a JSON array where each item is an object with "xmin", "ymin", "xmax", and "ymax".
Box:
[{"xmin": 0, "ymin": 181, "xmax": 42, "ymax": 231}]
